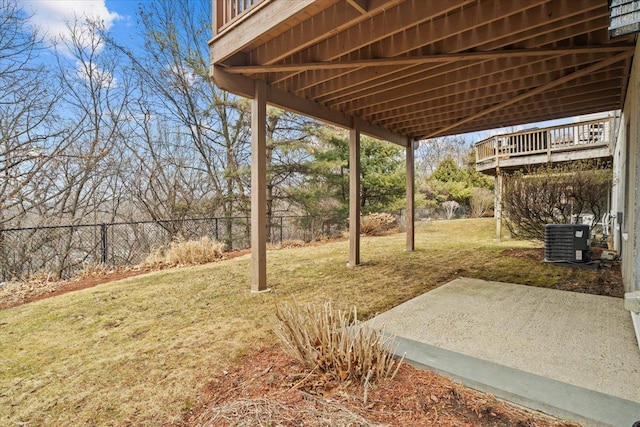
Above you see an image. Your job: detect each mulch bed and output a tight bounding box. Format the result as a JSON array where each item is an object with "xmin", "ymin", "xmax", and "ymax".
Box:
[{"xmin": 183, "ymin": 345, "xmax": 579, "ymax": 427}]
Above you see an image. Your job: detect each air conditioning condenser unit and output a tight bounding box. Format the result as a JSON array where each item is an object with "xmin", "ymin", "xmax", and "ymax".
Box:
[{"xmin": 544, "ymin": 224, "xmax": 590, "ymax": 263}]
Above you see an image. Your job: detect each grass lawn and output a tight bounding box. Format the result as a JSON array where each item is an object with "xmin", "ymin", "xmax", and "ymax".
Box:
[{"xmin": 0, "ymin": 218, "xmax": 617, "ymax": 426}]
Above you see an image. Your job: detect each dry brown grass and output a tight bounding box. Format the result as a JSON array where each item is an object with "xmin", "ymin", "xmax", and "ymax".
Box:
[
  {"xmin": 268, "ymin": 239, "xmax": 307, "ymax": 249},
  {"xmin": 275, "ymin": 301, "xmax": 402, "ymax": 386},
  {"xmin": 360, "ymin": 213, "xmax": 397, "ymax": 236},
  {"xmin": 72, "ymin": 263, "xmax": 114, "ymax": 279},
  {"xmin": 144, "ymin": 236, "xmax": 225, "ymax": 266}
]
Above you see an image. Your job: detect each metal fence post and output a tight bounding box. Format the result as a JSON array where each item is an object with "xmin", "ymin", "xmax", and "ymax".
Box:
[
  {"xmin": 100, "ymin": 223, "xmax": 107, "ymax": 264},
  {"xmin": 215, "ymin": 217, "xmax": 219, "ymax": 241}
]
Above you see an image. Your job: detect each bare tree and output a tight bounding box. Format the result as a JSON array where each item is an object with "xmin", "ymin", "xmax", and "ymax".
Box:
[
  {"xmin": 0, "ymin": 0, "xmax": 68, "ymax": 228},
  {"xmin": 25, "ymin": 17, "xmax": 134, "ymax": 277},
  {"xmin": 264, "ymin": 107, "xmax": 319, "ymax": 240},
  {"xmin": 120, "ymin": 89, "xmax": 219, "ymax": 236},
  {"xmin": 51, "ymin": 18, "xmax": 131, "ymax": 219},
  {"xmin": 107, "ymin": 0, "xmax": 253, "ymax": 244},
  {"xmin": 415, "ymin": 136, "xmax": 469, "ymax": 180}
]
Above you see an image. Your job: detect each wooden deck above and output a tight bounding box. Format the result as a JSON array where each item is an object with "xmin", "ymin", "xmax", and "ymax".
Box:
[
  {"xmin": 475, "ymin": 117, "xmax": 614, "ymax": 175},
  {"xmin": 209, "ymin": 0, "xmax": 635, "ymax": 142}
]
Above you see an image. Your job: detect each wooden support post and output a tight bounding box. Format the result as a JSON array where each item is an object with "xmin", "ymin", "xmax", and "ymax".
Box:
[
  {"xmin": 406, "ymin": 139, "xmax": 415, "ymax": 251},
  {"xmin": 495, "ymin": 167, "xmax": 503, "ymax": 242},
  {"xmin": 349, "ymin": 127, "xmax": 361, "ymax": 267},
  {"xmin": 251, "ymin": 79, "xmax": 268, "ymax": 292}
]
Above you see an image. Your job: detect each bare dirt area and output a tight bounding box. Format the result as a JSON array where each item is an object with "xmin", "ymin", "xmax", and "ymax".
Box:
[
  {"xmin": 501, "ymin": 248, "xmax": 624, "ymax": 298},
  {"xmin": 550, "ymin": 270, "xmax": 624, "ymax": 298},
  {"xmin": 184, "ymin": 345, "xmax": 578, "ymax": 427}
]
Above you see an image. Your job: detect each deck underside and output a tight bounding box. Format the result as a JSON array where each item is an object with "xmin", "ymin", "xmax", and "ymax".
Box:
[{"xmin": 211, "ymin": 0, "xmax": 635, "ymax": 141}]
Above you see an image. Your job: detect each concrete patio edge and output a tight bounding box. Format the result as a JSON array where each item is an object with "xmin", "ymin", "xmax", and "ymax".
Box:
[{"xmin": 389, "ymin": 335, "xmax": 640, "ymax": 427}]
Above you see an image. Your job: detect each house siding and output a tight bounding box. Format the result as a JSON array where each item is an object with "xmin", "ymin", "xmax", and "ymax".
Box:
[{"xmin": 612, "ymin": 38, "xmax": 640, "ymax": 347}]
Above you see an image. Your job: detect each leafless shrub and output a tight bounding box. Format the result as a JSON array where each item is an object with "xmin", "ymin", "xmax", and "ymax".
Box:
[
  {"xmin": 360, "ymin": 213, "xmax": 397, "ymax": 236},
  {"xmin": 275, "ymin": 301, "xmax": 403, "ymax": 386},
  {"xmin": 144, "ymin": 236, "xmax": 225, "ymax": 266},
  {"xmin": 441, "ymin": 200, "xmax": 460, "ymax": 219},
  {"xmin": 470, "ymin": 187, "xmax": 494, "ymax": 218},
  {"xmin": 503, "ymin": 161, "xmax": 612, "ymax": 240}
]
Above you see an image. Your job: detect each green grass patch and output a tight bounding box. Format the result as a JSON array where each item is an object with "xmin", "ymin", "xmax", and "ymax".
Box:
[{"xmin": 0, "ymin": 218, "xmax": 615, "ymax": 426}]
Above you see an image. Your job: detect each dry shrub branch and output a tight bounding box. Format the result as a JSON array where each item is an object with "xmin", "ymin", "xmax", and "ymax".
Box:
[
  {"xmin": 196, "ymin": 395, "xmax": 381, "ymax": 427},
  {"xmin": 275, "ymin": 301, "xmax": 403, "ymax": 387}
]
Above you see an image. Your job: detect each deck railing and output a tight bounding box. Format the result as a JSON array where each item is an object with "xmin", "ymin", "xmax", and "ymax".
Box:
[
  {"xmin": 475, "ymin": 118, "xmax": 614, "ymax": 165},
  {"xmin": 214, "ymin": 0, "xmax": 266, "ymax": 34}
]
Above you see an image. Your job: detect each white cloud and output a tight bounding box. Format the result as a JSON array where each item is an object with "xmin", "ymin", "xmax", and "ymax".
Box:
[{"xmin": 22, "ymin": 0, "xmax": 121, "ymax": 46}]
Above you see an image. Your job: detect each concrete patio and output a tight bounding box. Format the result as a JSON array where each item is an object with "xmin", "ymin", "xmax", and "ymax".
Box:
[{"xmin": 368, "ymin": 278, "xmax": 640, "ymax": 427}]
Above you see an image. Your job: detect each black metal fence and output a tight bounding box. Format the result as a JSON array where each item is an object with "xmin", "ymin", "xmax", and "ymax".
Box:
[{"xmin": 0, "ymin": 215, "xmax": 347, "ymax": 281}]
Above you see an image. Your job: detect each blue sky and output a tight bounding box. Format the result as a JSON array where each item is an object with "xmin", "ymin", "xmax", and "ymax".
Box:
[{"xmin": 21, "ymin": 0, "xmax": 140, "ymax": 49}]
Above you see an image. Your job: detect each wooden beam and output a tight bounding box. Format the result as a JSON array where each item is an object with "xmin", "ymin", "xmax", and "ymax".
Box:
[
  {"xmin": 353, "ymin": 117, "xmax": 406, "ymax": 145},
  {"xmin": 300, "ymin": 5, "xmax": 613, "ymax": 101},
  {"xmin": 376, "ymin": 71, "xmax": 625, "ymax": 127},
  {"xmin": 406, "ymin": 139, "xmax": 415, "ymax": 252},
  {"xmin": 393, "ymin": 86, "xmax": 621, "ymax": 137},
  {"xmin": 212, "ymin": 65, "xmax": 407, "ymax": 145},
  {"xmin": 319, "ymin": 53, "xmax": 574, "ymax": 106},
  {"xmin": 251, "ymin": 79, "xmax": 268, "ymax": 292},
  {"xmin": 210, "ymin": 0, "xmax": 318, "ymax": 63},
  {"xmin": 272, "ymin": 0, "xmax": 548, "ymax": 87},
  {"xmin": 277, "ymin": 0, "xmax": 605, "ymax": 99},
  {"xmin": 346, "ymin": 0, "xmax": 367, "ymax": 14},
  {"xmin": 425, "ymin": 51, "xmax": 633, "ymax": 138},
  {"xmin": 349, "ymin": 127, "xmax": 361, "ymax": 267},
  {"xmin": 336, "ymin": 50, "xmax": 628, "ymax": 110},
  {"xmin": 396, "ymin": 93, "xmax": 620, "ymax": 138},
  {"xmin": 469, "ymin": 88, "xmax": 621, "ymax": 121},
  {"xmin": 376, "ymin": 71, "xmax": 623, "ymax": 129},
  {"xmin": 342, "ymin": 54, "xmax": 617, "ymax": 114},
  {"xmin": 477, "ymin": 7, "xmax": 608, "ymax": 52},
  {"xmin": 373, "ymin": 71, "xmax": 624, "ymax": 125},
  {"xmin": 421, "ymin": 101, "xmax": 621, "ymax": 140},
  {"xmin": 270, "ymin": 0, "xmax": 477, "ymax": 85},
  {"xmin": 213, "ymin": 64, "xmax": 255, "ymax": 96},
  {"xmin": 248, "ymin": 0, "xmax": 400, "ymax": 66},
  {"xmin": 224, "ymin": 46, "xmax": 632, "ymax": 74}
]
